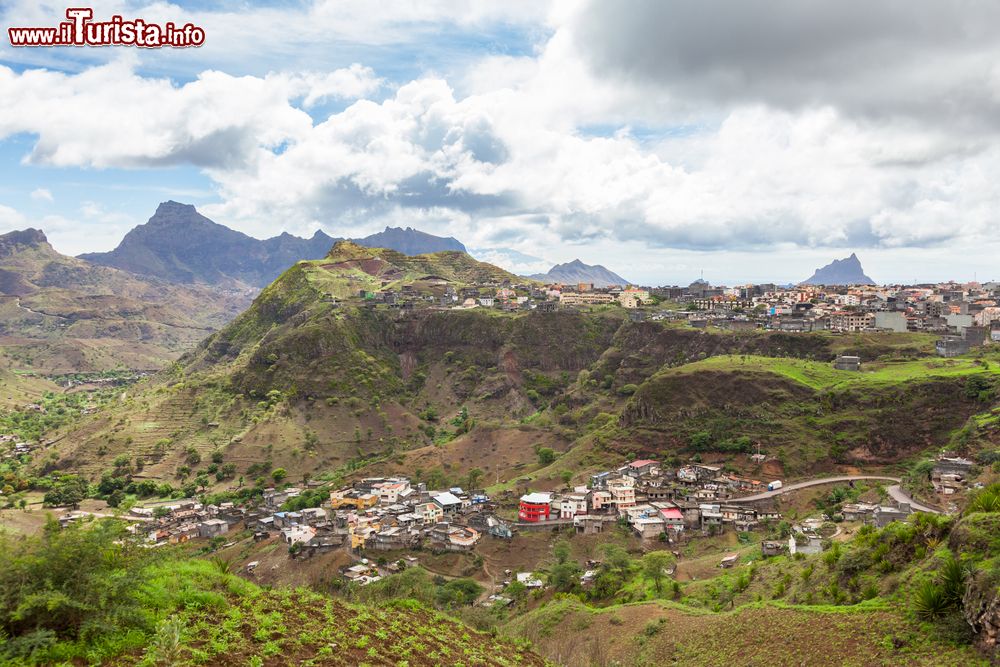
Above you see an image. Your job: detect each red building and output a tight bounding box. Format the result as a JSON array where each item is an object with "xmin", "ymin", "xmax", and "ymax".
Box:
[{"xmin": 518, "ymin": 492, "xmax": 553, "ymax": 522}]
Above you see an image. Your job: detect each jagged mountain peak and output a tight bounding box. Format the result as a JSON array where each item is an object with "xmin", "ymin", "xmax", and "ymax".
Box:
[
  {"xmin": 0, "ymin": 228, "xmax": 50, "ymax": 255},
  {"xmin": 80, "ymin": 202, "xmax": 472, "ymax": 287},
  {"xmin": 530, "ymin": 258, "xmax": 629, "ymax": 287},
  {"xmin": 801, "ymin": 253, "xmax": 875, "ymax": 285},
  {"xmin": 355, "ymin": 226, "xmax": 467, "ymax": 255}
]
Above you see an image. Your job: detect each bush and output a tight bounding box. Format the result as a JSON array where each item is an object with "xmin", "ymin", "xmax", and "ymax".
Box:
[
  {"xmin": 435, "ymin": 578, "xmax": 482, "ymax": 608},
  {"xmin": 939, "ymin": 554, "xmax": 968, "ymax": 605},
  {"xmin": 912, "ymin": 581, "xmax": 949, "ymax": 619},
  {"xmin": 966, "ymin": 484, "xmax": 1000, "ymax": 514},
  {"xmin": 0, "ymin": 518, "xmax": 150, "ymax": 645}
]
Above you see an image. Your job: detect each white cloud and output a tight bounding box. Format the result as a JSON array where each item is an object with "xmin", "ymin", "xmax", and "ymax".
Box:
[
  {"xmin": 29, "ymin": 188, "xmax": 53, "ymax": 202},
  {"xmin": 0, "ymin": 58, "xmax": 382, "ymax": 169},
  {"xmin": 0, "ymin": 1, "xmax": 553, "ymax": 75},
  {"xmin": 2, "ymin": 2, "xmax": 1000, "ymax": 283},
  {"xmin": 0, "ymin": 204, "xmax": 26, "ymax": 229}
]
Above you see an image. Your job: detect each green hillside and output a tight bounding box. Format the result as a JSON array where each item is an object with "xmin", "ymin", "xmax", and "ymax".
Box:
[
  {"xmin": 29, "ymin": 245, "xmax": 1000, "ymax": 496},
  {"xmin": 0, "ymin": 518, "xmax": 544, "ymax": 666}
]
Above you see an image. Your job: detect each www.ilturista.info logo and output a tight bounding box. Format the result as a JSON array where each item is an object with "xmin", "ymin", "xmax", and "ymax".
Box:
[{"xmin": 7, "ymin": 8, "xmax": 205, "ymax": 48}]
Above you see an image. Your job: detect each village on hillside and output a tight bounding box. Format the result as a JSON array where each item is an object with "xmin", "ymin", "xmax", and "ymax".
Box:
[
  {"xmin": 348, "ymin": 275, "xmax": 1000, "ymax": 355},
  {"xmin": 46, "ymin": 452, "xmax": 976, "ymax": 593}
]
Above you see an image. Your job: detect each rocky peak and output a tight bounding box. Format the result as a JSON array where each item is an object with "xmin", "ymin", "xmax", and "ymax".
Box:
[
  {"xmin": 800, "ymin": 253, "xmax": 875, "ymax": 286},
  {"xmin": 0, "ymin": 228, "xmax": 51, "ymax": 257}
]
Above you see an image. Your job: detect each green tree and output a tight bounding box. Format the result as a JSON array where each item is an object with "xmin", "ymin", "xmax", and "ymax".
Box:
[
  {"xmin": 537, "ymin": 448, "xmax": 556, "ymax": 465},
  {"xmin": 42, "ymin": 475, "xmax": 88, "ymax": 508},
  {"xmin": 466, "ymin": 468, "xmax": 484, "ymax": 491},
  {"xmin": 549, "ymin": 561, "xmax": 582, "ymax": 592},
  {"xmin": 271, "ymin": 468, "xmax": 288, "ymax": 483},
  {"xmin": 505, "ymin": 579, "xmax": 527, "ymax": 601},
  {"xmin": 435, "ymin": 578, "xmax": 482, "ymax": 608},
  {"xmin": 641, "ymin": 551, "xmax": 675, "ymax": 594},
  {"xmin": 194, "ymin": 475, "xmax": 210, "ymax": 493},
  {"xmin": 600, "ymin": 544, "xmax": 634, "ymax": 574}
]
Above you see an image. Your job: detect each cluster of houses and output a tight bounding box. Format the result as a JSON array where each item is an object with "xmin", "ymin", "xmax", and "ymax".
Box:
[
  {"xmin": 930, "ymin": 455, "xmax": 976, "ymax": 495},
  {"xmin": 516, "ymin": 460, "xmax": 783, "ymax": 541},
  {"xmin": 61, "ymin": 454, "xmax": 948, "ymax": 588},
  {"xmin": 347, "ymin": 278, "xmax": 652, "ymax": 314},
  {"xmin": 118, "ymin": 477, "xmax": 505, "ymax": 565},
  {"xmin": 665, "ymin": 279, "xmax": 1000, "ymax": 352},
  {"xmin": 345, "ymin": 271, "xmax": 1000, "ymax": 356},
  {"xmin": 326, "ymin": 477, "xmax": 498, "ymax": 553},
  {"xmin": 0, "ymin": 434, "xmax": 34, "ymax": 462}
]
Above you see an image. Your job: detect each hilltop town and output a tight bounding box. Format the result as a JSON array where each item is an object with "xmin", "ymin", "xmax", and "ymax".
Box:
[{"xmin": 349, "ymin": 267, "xmax": 1000, "ymax": 355}]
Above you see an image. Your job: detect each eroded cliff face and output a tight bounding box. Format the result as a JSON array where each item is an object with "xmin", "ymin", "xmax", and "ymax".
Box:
[{"xmin": 964, "ymin": 569, "xmax": 1000, "ymax": 661}]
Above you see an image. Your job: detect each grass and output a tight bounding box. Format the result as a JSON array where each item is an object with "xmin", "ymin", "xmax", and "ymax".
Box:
[
  {"xmin": 504, "ymin": 594, "xmax": 987, "ymax": 667},
  {"xmin": 9, "ymin": 556, "xmax": 543, "ymax": 666},
  {"xmin": 663, "ymin": 354, "xmax": 1000, "ymax": 391}
]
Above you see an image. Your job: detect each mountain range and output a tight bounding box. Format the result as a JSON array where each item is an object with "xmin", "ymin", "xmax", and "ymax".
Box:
[
  {"xmin": 529, "ymin": 259, "xmax": 629, "ymax": 287},
  {"xmin": 0, "ymin": 227, "xmax": 249, "ymax": 372},
  {"xmin": 800, "ymin": 253, "xmax": 875, "ymax": 286},
  {"xmin": 354, "ymin": 226, "xmax": 465, "ymax": 255},
  {"xmin": 80, "ymin": 202, "xmax": 468, "ymax": 288}
]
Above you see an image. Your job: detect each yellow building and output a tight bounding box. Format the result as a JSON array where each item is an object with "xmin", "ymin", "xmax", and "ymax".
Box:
[
  {"xmin": 329, "ymin": 489, "xmax": 378, "ymax": 510},
  {"xmin": 617, "ymin": 288, "xmax": 650, "ymax": 309},
  {"xmin": 559, "ymin": 292, "xmax": 615, "ymax": 306}
]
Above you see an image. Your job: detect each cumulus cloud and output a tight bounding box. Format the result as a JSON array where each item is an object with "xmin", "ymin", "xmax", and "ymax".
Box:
[
  {"xmin": 469, "ymin": 247, "xmax": 552, "ymax": 275},
  {"xmin": 566, "ymin": 0, "xmax": 1000, "ymax": 134},
  {"xmin": 29, "ymin": 188, "xmax": 53, "ymax": 202},
  {"xmin": 0, "ymin": 58, "xmax": 381, "ymax": 169},
  {"xmin": 0, "ymin": 205, "xmax": 26, "ymax": 229},
  {"xmin": 3, "ymin": 1, "xmax": 1000, "ymax": 283}
]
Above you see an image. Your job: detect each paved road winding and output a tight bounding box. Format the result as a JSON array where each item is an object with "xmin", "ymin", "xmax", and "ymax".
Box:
[{"xmin": 726, "ymin": 475, "xmax": 942, "ymax": 514}]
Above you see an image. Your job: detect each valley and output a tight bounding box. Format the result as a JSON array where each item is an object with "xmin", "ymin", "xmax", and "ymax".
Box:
[{"xmin": 0, "ymin": 238, "xmax": 998, "ymax": 666}]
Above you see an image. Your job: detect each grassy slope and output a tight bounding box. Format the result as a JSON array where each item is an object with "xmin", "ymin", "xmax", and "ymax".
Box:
[
  {"xmin": 665, "ymin": 354, "xmax": 1000, "ymax": 391},
  {"xmin": 504, "ymin": 597, "xmax": 985, "ymax": 667},
  {"xmin": 24, "ymin": 557, "xmax": 544, "ymax": 667},
  {"xmin": 615, "ymin": 349, "xmax": 1000, "ymax": 472},
  {"xmin": 503, "ymin": 499, "xmax": 1000, "ymax": 667}
]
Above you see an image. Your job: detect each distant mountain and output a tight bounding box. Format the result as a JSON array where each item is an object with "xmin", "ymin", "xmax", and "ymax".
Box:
[
  {"xmin": 0, "ymin": 228, "xmax": 250, "ymax": 372},
  {"xmin": 355, "ymin": 226, "xmax": 466, "ymax": 255},
  {"xmin": 530, "ymin": 259, "xmax": 629, "ymax": 287},
  {"xmin": 81, "ymin": 203, "xmax": 469, "ymax": 288},
  {"xmin": 80, "ymin": 201, "xmax": 337, "ymax": 288},
  {"xmin": 800, "ymin": 253, "xmax": 875, "ymax": 286}
]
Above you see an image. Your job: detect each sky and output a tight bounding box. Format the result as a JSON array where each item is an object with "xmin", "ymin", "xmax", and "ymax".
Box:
[{"xmin": 1, "ymin": 0, "xmax": 999, "ymax": 286}]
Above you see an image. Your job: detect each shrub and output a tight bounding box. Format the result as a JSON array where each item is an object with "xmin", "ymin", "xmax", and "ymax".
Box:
[
  {"xmin": 0, "ymin": 518, "xmax": 150, "ymax": 644},
  {"xmin": 939, "ymin": 554, "xmax": 968, "ymax": 605},
  {"xmin": 912, "ymin": 581, "xmax": 949, "ymax": 619},
  {"xmin": 966, "ymin": 484, "xmax": 1000, "ymax": 514}
]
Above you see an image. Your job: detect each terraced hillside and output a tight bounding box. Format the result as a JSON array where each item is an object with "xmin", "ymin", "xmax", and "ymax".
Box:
[
  {"xmin": 619, "ymin": 354, "xmax": 1000, "ymax": 468},
  {"xmin": 37, "ymin": 243, "xmax": 1000, "ymax": 493},
  {"xmin": 500, "ymin": 488, "xmax": 1000, "ymax": 666},
  {"xmin": 0, "ymin": 520, "xmax": 545, "ymax": 667},
  {"xmin": 505, "ymin": 597, "xmax": 985, "ymax": 666}
]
